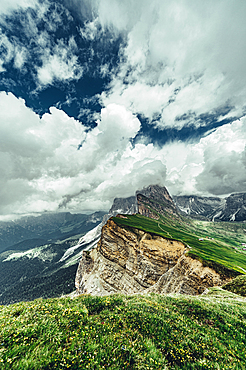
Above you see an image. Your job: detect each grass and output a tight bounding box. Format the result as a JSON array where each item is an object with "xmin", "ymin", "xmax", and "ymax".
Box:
[
  {"xmin": 223, "ymin": 276, "xmax": 246, "ymax": 297},
  {"xmin": 0, "ymin": 292, "xmax": 246, "ymax": 369},
  {"xmin": 112, "ymin": 213, "xmax": 246, "ymax": 276}
]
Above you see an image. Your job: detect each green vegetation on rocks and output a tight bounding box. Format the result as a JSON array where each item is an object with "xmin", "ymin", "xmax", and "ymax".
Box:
[
  {"xmin": 113, "ymin": 213, "xmax": 246, "ymax": 276},
  {"xmin": 0, "ymin": 292, "xmax": 246, "ymax": 369},
  {"xmin": 223, "ymin": 275, "xmax": 246, "ymax": 297}
]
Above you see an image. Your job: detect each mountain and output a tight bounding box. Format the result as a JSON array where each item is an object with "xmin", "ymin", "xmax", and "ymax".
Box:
[
  {"xmin": 0, "ymin": 211, "xmax": 105, "ymax": 253},
  {"xmin": 75, "ymin": 216, "xmax": 226, "ymax": 296},
  {"xmin": 109, "ymin": 195, "xmax": 138, "ymax": 214},
  {"xmin": 137, "ymin": 184, "xmax": 180, "ymax": 219},
  {"xmin": 0, "ymin": 211, "xmax": 105, "ymax": 305},
  {"xmin": 173, "ymin": 195, "xmax": 225, "ymax": 220},
  {"xmin": 66, "ymin": 186, "xmax": 175, "ymax": 267},
  {"xmin": 2, "ymin": 185, "xmax": 246, "ymax": 305},
  {"xmin": 174, "ymin": 192, "xmax": 246, "ymax": 222},
  {"xmin": 60, "ymin": 196, "xmax": 138, "ymax": 265},
  {"xmin": 214, "ymin": 193, "xmax": 246, "ymax": 222},
  {"xmin": 0, "ymin": 197, "xmax": 139, "ymax": 305},
  {"xmin": 75, "ymin": 185, "xmax": 246, "ymax": 298}
]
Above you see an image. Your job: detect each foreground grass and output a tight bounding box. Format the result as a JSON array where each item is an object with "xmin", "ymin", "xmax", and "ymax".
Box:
[
  {"xmin": 1, "ymin": 292, "xmax": 246, "ymax": 369},
  {"xmin": 113, "ymin": 214, "xmax": 246, "ymax": 275}
]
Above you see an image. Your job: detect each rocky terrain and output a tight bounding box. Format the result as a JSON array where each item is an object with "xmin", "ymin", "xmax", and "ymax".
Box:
[
  {"xmin": 174, "ymin": 192, "xmax": 246, "ymax": 222},
  {"xmin": 75, "ymin": 216, "xmax": 227, "ymax": 296},
  {"xmin": 0, "ymin": 196, "xmax": 138, "ymax": 305},
  {"xmin": 75, "ymin": 185, "xmax": 246, "ymax": 297},
  {"xmin": 2, "ymin": 184, "xmax": 246, "ymax": 304},
  {"xmin": 216, "ymin": 192, "xmax": 246, "ymax": 222},
  {"xmin": 137, "ymin": 184, "xmax": 179, "ymax": 219},
  {"xmin": 173, "ymin": 195, "xmax": 225, "ymax": 220}
]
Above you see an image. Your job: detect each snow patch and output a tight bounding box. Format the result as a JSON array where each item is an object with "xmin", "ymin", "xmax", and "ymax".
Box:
[
  {"xmin": 212, "ymin": 211, "xmax": 222, "ymax": 222},
  {"xmin": 3, "ymin": 245, "xmax": 56, "ymax": 262},
  {"xmin": 230, "ymin": 208, "xmax": 240, "ymax": 221},
  {"xmin": 59, "ymin": 222, "xmax": 103, "ymax": 262}
]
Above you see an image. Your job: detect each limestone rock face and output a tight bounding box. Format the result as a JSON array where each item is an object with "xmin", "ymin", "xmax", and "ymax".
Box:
[
  {"xmin": 136, "ymin": 185, "xmax": 180, "ymax": 219},
  {"xmin": 109, "ymin": 196, "xmax": 138, "ymax": 215},
  {"xmin": 75, "ymin": 218, "xmax": 227, "ymax": 296},
  {"xmin": 147, "ymin": 255, "xmax": 224, "ymax": 295}
]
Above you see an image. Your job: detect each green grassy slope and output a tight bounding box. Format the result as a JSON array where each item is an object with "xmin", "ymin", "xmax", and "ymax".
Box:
[
  {"xmin": 113, "ymin": 213, "xmax": 246, "ymax": 276},
  {"xmin": 223, "ymin": 275, "xmax": 246, "ymax": 297},
  {"xmin": 0, "ymin": 292, "xmax": 246, "ymax": 369}
]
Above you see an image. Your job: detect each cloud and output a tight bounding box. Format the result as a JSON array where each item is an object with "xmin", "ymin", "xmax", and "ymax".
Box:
[
  {"xmin": 0, "ymin": 0, "xmax": 37, "ymax": 15},
  {"xmin": 0, "ymin": 30, "xmax": 28, "ymax": 72},
  {"xmin": 0, "ymin": 92, "xmax": 167, "ymax": 218},
  {"xmin": 36, "ymin": 37, "xmax": 83, "ymax": 86},
  {"xmin": 0, "ymin": 91, "xmax": 244, "ymax": 218},
  {"xmin": 91, "ymin": 0, "xmax": 246, "ymax": 130},
  {"xmin": 0, "ymin": 92, "xmax": 85, "ymax": 216},
  {"xmin": 0, "ymin": 1, "xmax": 84, "ymax": 88},
  {"xmin": 195, "ymin": 119, "xmax": 246, "ymax": 195},
  {"xmin": 162, "ymin": 117, "xmax": 246, "ymax": 196},
  {"xmin": 1, "ymin": 0, "xmax": 245, "ymax": 219}
]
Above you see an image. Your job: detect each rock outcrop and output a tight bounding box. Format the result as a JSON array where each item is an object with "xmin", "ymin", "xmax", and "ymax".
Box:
[
  {"xmin": 75, "ymin": 217, "xmax": 227, "ymax": 296},
  {"xmin": 174, "ymin": 192, "xmax": 246, "ymax": 222},
  {"xmin": 109, "ymin": 196, "xmax": 138, "ymax": 215},
  {"xmin": 173, "ymin": 195, "xmax": 225, "ymax": 220},
  {"xmin": 137, "ymin": 185, "xmax": 180, "ymax": 220}
]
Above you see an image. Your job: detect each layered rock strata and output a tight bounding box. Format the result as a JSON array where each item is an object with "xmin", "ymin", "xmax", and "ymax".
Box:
[
  {"xmin": 75, "ymin": 218, "xmax": 226, "ymax": 296},
  {"xmin": 137, "ymin": 185, "xmax": 180, "ymax": 220}
]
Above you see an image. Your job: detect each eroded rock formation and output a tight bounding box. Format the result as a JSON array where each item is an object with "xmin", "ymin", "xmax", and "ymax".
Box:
[
  {"xmin": 137, "ymin": 184, "xmax": 180, "ymax": 220},
  {"xmin": 75, "ymin": 217, "xmax": 227, "ymax": 296}
]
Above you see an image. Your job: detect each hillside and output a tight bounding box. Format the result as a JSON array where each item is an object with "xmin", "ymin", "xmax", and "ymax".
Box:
[
  {"xmin": 0, "ymin": 290, "xmax": 246, "ymax": 369},
  {"xmin": 0, "ymin": 212, "xmax": 105, "ymax": 253},
  {"xmin": 173, "ymin": 192, "xmax": 246, "ymax": 222},
  {"xmin": 0, "ymin": 211, "xmax": 105, "ymax": 305},
  {"xmin": 75, "ymin": 185, "xmax": 246, "ymax": 298},
  {"xmin": 113, "ymin": 213, "xmax": 246, "ymax": 276}
]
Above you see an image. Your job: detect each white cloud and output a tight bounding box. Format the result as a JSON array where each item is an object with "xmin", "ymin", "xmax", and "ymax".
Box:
[
  {"xmin": 0, "ymin": 1, "xmax": 82, "ymax": 87},
  {"xmin": 0, "ymin": 93, "xmax": 168, "ymax": 217},
  {"xmin": 0, "ymin": 32, "xmax": 25, "ymax": 73},
  {"xmin": 162, "ymin": 117, "xmax": 246, "ymax": 196},
  {"xmin": 0, "ymin": 0, "xmax": 37, "ymax": 15},
  {"xmin": 36, "ymin": 37, "xmax": 83, "ymax": 86},
  {"xmin": 1, "ymin": 92, "xmax": 245, "ymax": 218},
  {"xmin": 92, "ymin": 0, "xmax": 246, "ymax": 129},
  {"xmin": 80, "ymin": 19, "xmax": 100, "ymax": 41},
  {"xmin": 0, "ymin": 92, "xmax": 85, "ymax": 215},
  {"xmin": 1, "ymin": 0, "xmax": 246, "ymax": 218}
]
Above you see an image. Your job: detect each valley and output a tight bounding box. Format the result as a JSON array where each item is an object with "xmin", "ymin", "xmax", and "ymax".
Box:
[{"xmin": 1, "ymin": 185, "xmax": 246, "ymax": 369}]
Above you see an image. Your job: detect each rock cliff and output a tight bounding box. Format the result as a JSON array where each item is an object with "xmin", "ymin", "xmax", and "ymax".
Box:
[
  {"xmin": 137, "ymin": 184, "xmax": 180, "ymax": 220},
  {"xmin": 75, "ymin": 217, "xmax": 227, "ymax": 296}
]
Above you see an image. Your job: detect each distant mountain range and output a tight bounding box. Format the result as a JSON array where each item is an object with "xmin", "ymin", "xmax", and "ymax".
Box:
[
  {"xmin": 0, "ymin": 211, "xmax": 105, "ymax": 305},
  {"xmin": 173, "ymin": 193, "xmax": 246, "ymax": 222},
  {"xmin": 0, "ymin": 211, "xmax": 105, "ymax": 253},
  {"xmin": 1, "ymin": 186, "xmax": 246, "ymax": 305},
  {"xmin": 0, "ymin": 201, "xmax": 136, "ymax": 305}
]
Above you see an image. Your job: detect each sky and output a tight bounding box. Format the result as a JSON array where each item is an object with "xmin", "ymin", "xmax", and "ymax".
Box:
[{"xmin": 0, "ymin": 0, "xmax": 246, "ymax": 219}]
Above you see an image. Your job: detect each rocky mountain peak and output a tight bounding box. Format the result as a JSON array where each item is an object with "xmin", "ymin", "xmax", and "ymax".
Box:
[
  {"xmin": 136, "ymin": 184, "xmax": 179, "ymax": 219},
  {"xmin": 109, "ymin": 196, "xmax": 138, "ymax": 215},
  {"xmin": 174, "ymin": 192, "xmax": 246, "ymax": 222},
  {"xmin": 217, "ymin": 192, "xmax": 246, "ymax": 222},
  {"xmin": 136, "ymin": 184, "xmax": 173, "ymax": 202},
  {"xmin": 173, "ymin": 195, "xmax": 225, "ymax": 220}
]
